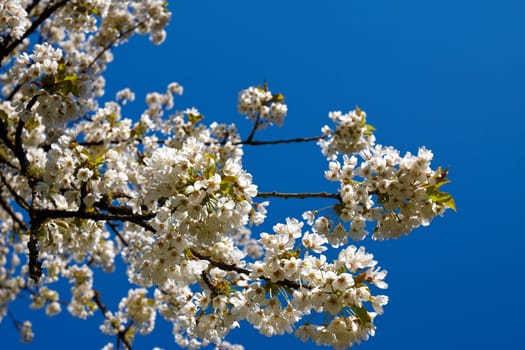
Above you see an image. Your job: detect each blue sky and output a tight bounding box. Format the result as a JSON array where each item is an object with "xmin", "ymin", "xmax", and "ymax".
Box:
[{"xmin": 3, "ymin": 0, "xmax": 525, "ymax": 349}]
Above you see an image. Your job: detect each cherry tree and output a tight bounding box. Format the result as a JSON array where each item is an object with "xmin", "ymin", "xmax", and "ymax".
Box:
[{"xmin": 0, "ymin": 1, "xmax": 455, "ymax": 349}]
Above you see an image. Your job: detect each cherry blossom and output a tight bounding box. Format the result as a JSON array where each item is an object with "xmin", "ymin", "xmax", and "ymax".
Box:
[{"xmin": 0, "ymin": 1, "xmax": 455, "ymax": 349}]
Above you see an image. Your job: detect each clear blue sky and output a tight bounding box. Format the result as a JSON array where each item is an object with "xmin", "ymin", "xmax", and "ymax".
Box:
[{"xmin": 3, "ymin": 0, "xmax": 524, "ymax": 349}]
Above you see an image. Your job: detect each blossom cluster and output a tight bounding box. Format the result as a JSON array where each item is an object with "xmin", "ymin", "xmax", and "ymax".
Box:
[
  {"xmin": 238, "ymin": 85, "xmax": 288, "ymax": 129},
  {"xmin": 0, "ymin": 1, "xmax": 31, "ymax": 41},
  {"xmin": 100, "ymin": 288, "xmax": 156, "ymax": 337},
  {"xmin": 318, "ymin": 144, "xmax": 454, "ymax": 243},
  {"xmin": 151, "ymin": 218, "xmax": 388, "ymax": 349},
  {"xmin": 318, "ymin": 108, "xmax": 376, "ymax": 160},
  {"xmin": 0, "ymin": 1, "xmax": 453, "ymax": 349}
]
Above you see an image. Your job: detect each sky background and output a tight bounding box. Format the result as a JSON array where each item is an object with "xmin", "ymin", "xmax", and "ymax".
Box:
[{"xmin": 3, "ymin": 0, "xmax": 525, "ymax": 349}]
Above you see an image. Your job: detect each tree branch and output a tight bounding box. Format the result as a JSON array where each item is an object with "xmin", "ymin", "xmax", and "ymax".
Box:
[
  {"xmin": 244, "ymin": 114, "xmax": 261, "ymax": 143},
  {"xmin": 31, "ymin": 208, "xmax": 156, "ymax": 233},
  {"xmin": 0, "ymin": 118, "xmax": 19, "ymax": 167},
  {"xmin": 191, "ymin": 249, "xmax": 250, "ymax": 275},
  {"xmin": 0, "ymin": 193, "xmax": 28, "ymax": 231},
  {"xmin": 0, "ymin": 0, "xmax": 71, "ymax": 66},
  {"xmin": 27, "ymin": 221, "xmax": 43, "ymax": 283},
  {"xmin": 93, "ymin": 290, "xmax": 133, "ymax": 350},
  {"xmin": 106, "ymin": 221, "xmax": 129, "ymax": 247},
  {"xmin": 238, "ymin": 135, "xmax": 324, "ymax": 146},
  {"xmin": 0, "ymin": 170, "xmax": 30, "ymax": 211},
  {"xmin": 86, "ymin": 22, "xmax": 145, "ymax": 71},
  {"xmin": 14, "ymin": 119, "xmax": 30, "ymax": 177},
  {"xmin": 191, "ymin": 250, "xmax": 310, "ymax": 292},
  {"xmin": 257, "ymin": 191, "xmax": 340, "ymax": 200}
]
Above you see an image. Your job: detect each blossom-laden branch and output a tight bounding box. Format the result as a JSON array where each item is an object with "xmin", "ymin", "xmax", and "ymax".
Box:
[
  {"xmin": 93, "ymin": 290, "xmax": 134, "ymax": 350},
  {"xmin": 0, "ymin": 0, "xmax": 71, "ymax": 66},
  {"xmin": 6, "ymin": 311, "xmax": 34, "ymax": 343},
  {"xmin": 0, "ymin": 3, "xmax": 454, "ymax": 350}
]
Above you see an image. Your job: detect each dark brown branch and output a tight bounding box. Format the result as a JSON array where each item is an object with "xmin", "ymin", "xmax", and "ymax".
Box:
[
  {"xmin": 27, "ymin": 222, "xmax": 43, "ymax": 282},
  {"xmin": 0, "ymin": 0, "xmax": 71, "ymax": 65},
  {"xmin": 14, "ymin": 120, "xmax": 30, "ymax": 176},
  {"xmin": 106, "ymin": 221, "xmax": 129, "ymax": 247},
  {"xmin": 0, "ymin": 118, "xmax": 18, "ymax": 165},
  {"xmin": 200, "ymin": 271, "xmax": 215, "ymax": 292},
  {"xmin": 238, "ymin": 135, "xmax": 324, "ymax": 146},
  {"xmin": 0, "ymin": 170, "xmax": 30, "ymax": 211},
  {"xmin": 93, "ymin": 290, "xmax": 133, "ymax": 350},
  {"xmin": 0, "ymin": 149, "xmax": 20, "ymax": 170},
  {"xmin": 191, "ymin": 249, "xmax": 250, "ymax": 275},
  {"xmin": 31, "ymin": 208, "xmax": 156, "ymax": 232},
  {"xmin": 257, "ymin": 191, "xmax": 340, "ymax": 200},
  {"xmin": 94, "ymin": 200, "xmax": 139, "ymax": 216},
  {"xmin": 87, "ymin": 22, "xmax": 144, "ymax": 71},
  {"xmin": 191, "ymin": 250, "xmax": 310, "ymax": 292},
  {"xmin": 0, "ymin": 193, "xmax": 28, "ymax": 231},
  {"xmin": 244, "ymin": 114, "xmax": 261, "ymax": 143},
  {"xmin": 5, "ymin": 83, "xmax": 22, "ymax": 102},
  {"xmin": 118, "ymin": 322, "xmax": 134, "ymax": 350},
  {"xmin": 25, "ymin": 0, "xmax": 42, "ymax": 15},
  {"xmin": 92, "ymin": 289, "xmax": 109, "ymax": 315}
]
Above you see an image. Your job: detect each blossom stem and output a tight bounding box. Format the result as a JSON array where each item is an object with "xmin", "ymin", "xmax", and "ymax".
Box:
[{"xmin": 245, "ymin": 114, "xmax": 261, "ymax": 143}]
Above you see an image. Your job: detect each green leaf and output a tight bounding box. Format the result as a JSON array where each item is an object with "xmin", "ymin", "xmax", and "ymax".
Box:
[
  {"xmin": 222, "ymin": 175, "xmax": 237, "ymax": 184},
  {"xmin": 221, "ymin": 183, "xmax": 234, "ymax": 196},
  {"xmin": 353, "ymin": 304, "xmax": 371, "ymax": 324},
  {"xmin": 271, "ymin": 92, "xmax": 285, "ymax": 103},
  {"xmin": 62, "ymin": 74, "xmax": 79, "ymax": 82},
  {"xmin": 364, "ymin": 124, "xmax": 376, "ymax": 136},
  {"xmin": 206, "ymin": 163, "xmax": 216, "ymax": 178},
  {"xmin": 54, "ymin": 220, "xmax": 70, "ymax": 231},
  {"xmin": 188, "ymin": 113, "xmax": 204, "ymax": 124},
  {"xmin": 425, "ymin": 182, "xmax": 456, "ymax": 211},
  {"xmin": 428, "ymin": 190, "xmax": 456, "ymax": 211}
]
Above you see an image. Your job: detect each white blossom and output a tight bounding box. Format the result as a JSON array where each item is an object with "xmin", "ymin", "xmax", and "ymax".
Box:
[
  {"xmin": 238, "ymin": 86, "xmax": 287, "ymax": 129},
  {"xmin": 0, "ymin": 2, "xmax": 454, "ymax": 348}
]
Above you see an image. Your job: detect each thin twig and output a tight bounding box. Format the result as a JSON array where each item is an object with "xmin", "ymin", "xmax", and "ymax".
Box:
[
  {"xmin": 191, "ymin": 250, "xmax": 311, "ymax": 292},
  {"xmin": 238, "ymin": 135, "xmax": 324, "ymax": 146},
  {"xmin": 0, "ymin": 0, "xmax": 71, "ymax": 65},
  {"xmin": 257, "ymin": 191, "xmax": 340, "ymax": 200},
  {"xmin": 106, "ymin": 221, "xmax": 129, "ymax": 247},
  {"xmin": 244, "ymin": 114, "xmax": 261, "ymax": 143},
  {"xmin": 191, "ymin": 249, "xmax": 250, "ymax": 275},
  {"xmin": 0, "ymin": 170, "xmax": 30, "ymax": 211},
  {"xmin": 93, "ymin": 290, "xmax": 133, "ymax": 350},
  {"xmin": 0, "ymin": 193, "xmax": 28, "ymax": 231}
]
